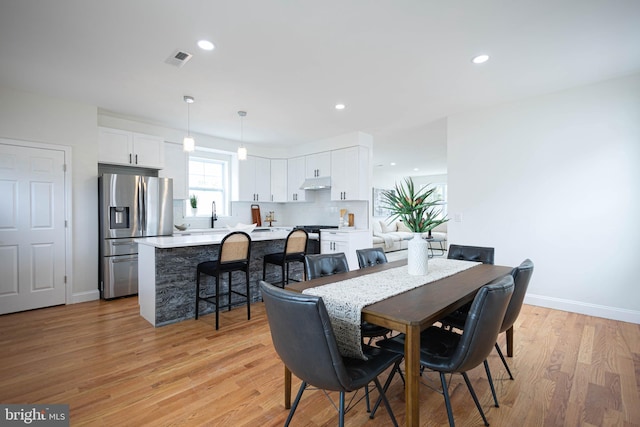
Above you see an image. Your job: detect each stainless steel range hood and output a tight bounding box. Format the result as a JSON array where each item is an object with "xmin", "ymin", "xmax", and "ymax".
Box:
[{"xmin": 300, "ymin": 176, "xmax": 331, "ymax": 190}]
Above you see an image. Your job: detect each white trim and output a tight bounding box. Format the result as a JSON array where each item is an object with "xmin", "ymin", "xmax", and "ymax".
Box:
[
  {"xmin": 70, "ymin": 290, "xmax": 100, "ymax": 304},
  {"xmin": 525, "ymin": 294, "xmax": 640, "ymax": 324},
  {"xmin": 0, "ymin": 138, "xmax": 74, "ymax": 306}
]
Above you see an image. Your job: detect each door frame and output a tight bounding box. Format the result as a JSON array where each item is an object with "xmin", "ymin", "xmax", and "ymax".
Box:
[{"xmin": 0, "ymin": 137, "xmax": 73, "ymax": 305}]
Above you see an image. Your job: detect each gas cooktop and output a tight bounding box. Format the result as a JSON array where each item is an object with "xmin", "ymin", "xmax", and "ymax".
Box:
[{"xmin": 294, "ymin": 225, "xmax": 339, "ymax": 232}]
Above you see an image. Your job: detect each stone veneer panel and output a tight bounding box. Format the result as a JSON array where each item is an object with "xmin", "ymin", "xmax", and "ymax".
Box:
[{"xmin": 153, "ymin": 238, "xmax": 304, "ymax": 326}]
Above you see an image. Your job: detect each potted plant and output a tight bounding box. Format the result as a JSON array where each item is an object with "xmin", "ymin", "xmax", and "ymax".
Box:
[
  {"xmin": 381, "ymin": 178, "xmax": 448, "ymax": 275},
  {"xmin": 189, "ymin": 194, "xmax": 198, "ymax": 216}
]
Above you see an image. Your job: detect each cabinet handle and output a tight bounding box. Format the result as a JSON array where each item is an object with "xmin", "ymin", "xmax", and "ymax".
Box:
[
  {"xmin": 135, "ymin": 154, "xmax": 138, "ymax": 164},
  {"xmin": 129, "ymin": 153, "xmax": 132, "ymax": 164}
]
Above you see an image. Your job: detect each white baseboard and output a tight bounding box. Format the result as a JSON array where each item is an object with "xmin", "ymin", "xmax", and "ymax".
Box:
[
  {"xmin": 525, "ymin": 294, "xmax": 640, "ymax": 324},
  {"xmin": 70, "ymin": 290, "xmax": 100, "ymax": 304}
]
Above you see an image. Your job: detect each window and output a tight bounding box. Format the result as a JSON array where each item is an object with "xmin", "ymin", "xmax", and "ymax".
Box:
[
  {"xmin": 188, "ymin": 154, "xmax": 229, "ymax": 216},
  {"xmin": 423, "ymin": 183, "xmax": 448, "ymax": 221}
]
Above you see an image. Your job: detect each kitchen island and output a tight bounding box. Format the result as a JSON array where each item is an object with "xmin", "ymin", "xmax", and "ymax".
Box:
[{"xmin": 136, "ymin": 228, "xmax": 298, "ymax": 327}]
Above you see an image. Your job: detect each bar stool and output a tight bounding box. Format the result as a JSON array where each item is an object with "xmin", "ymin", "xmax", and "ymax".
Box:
[
  {"xmin": 262, "ymin": 229, "xmax": 308, "ymax": 287},
  {"xmin": 195, "ymin": 231, "xmax": 252, "ymax": 330}
]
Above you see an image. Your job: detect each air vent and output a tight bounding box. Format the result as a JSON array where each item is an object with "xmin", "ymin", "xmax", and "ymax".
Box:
[{"xmin": 165, "ymin": 50, "xmax": 193, "ymax": 68}]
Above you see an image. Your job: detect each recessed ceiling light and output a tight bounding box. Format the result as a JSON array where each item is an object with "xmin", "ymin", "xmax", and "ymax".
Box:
[
  {"xmin": 413, "ymin": 168, "xmax": 420, "ymax": 171},
  {"xmin": 335, "ymin": 104, "xmax": 346, "ymax": 110},
  {"xmin": 472, "ymin": 54, "xmax": 489, "ymax": 64},
  {"xmin": 390, "ymin": 162, "xmax": 396, "ymax": 166},
  {"xmin": 197, "ymin": 40, "xmax": 215, "ymax": 51}
]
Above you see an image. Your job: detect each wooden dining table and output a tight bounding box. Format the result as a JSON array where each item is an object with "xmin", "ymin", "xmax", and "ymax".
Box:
[{"xmin": 285, "ymin": 258, "xmax": 513, "ymax": 427}]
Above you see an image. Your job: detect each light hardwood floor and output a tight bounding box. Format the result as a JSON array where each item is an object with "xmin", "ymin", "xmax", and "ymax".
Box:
[{"xmin": 1, "ymin": 297, "xmax": 638, "ymax": 426}]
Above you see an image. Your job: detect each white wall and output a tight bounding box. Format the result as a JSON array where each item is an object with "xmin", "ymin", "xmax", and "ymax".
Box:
[
  {"xmin": 447, "ymin": 73, "xmax": 640, "ymax": 323},
  {"xmin": 0, "ymin": 85, "xmax": 99, "ymax": 302}
]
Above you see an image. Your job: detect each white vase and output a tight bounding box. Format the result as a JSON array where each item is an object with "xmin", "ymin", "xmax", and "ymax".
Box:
[
  {"xmin": 407, "ymin": 232, "xmax": 429, "ymax": 275},
  {"xmin": 191, "ymin": 207, "xmax": 198, "ymax": 216}
]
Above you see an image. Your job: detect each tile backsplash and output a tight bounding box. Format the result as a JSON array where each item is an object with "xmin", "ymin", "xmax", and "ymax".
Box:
[{"xmin": 173, "ymin": 189, "xmax": 369, "ymax": 230}]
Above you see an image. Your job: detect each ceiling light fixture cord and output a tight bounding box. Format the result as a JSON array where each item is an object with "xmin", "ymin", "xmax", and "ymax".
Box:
[
  {"xmin": 183, "ymin": 95, "xmax": 195, "ymax": 152},
  {"xmin": 237, "ymin": 111, "xmax": 248, "ymax": 160}
]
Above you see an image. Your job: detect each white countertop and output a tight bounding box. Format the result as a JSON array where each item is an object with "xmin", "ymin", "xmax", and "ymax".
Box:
[
  {"xmin": 172, "ymin": 226, "xmax": 292, "ymax": 235},
  {"xmin": 137, "ymin": 229, "xmax": 293, "ymax": 248},
  {"xmin": 321, "ymin": 227, "xmax": 369, "ymax": 233}
]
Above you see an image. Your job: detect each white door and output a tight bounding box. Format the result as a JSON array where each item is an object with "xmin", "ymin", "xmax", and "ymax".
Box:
[{"xmin": 0, "ymin": 142, "xmax": 66, "ymax": 314}]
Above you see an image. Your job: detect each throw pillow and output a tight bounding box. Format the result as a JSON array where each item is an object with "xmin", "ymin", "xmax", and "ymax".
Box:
[
  {"xmin": 397, "ymin": 221, "xmax": 412, "ymax": 233},
  {"xmin": 379, "ymin": 220, "xmax": 395, "ymax": 233}
]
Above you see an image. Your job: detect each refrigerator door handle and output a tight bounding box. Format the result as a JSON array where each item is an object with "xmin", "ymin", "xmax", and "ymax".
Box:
[{"xmin": 139, "ymin": 178, "xmax": 146, "ymax": 234}]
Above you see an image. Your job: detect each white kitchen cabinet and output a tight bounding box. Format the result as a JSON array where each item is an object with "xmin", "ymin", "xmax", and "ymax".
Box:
[
  {"xmin": 305, "ymin": 151, "xmax": 331, "ymax": 178},
  {"xmin": 98, "ymin": 127, "xmax": 164, "ymax": 169},
  {"xmin": 159, "ymin": 142, "xmax": 187, "ymax": 199},
  {"xmin": 270, "ymin": 159, "xmax": 288, "ymax": 202},
  {"xmin": 287, "ymin": 156, "xmax": 306, "ymax": 202},
  {"xmin": 237, "ymin": 155, "xmax": 271, "ymax": 202},
  {"xmin": 331, "ymin": 146, "xmax": 370, "ymax": 201},
  {"xmin": 320, "ymin": 229, "xmax": 372, "ymax": 270}
]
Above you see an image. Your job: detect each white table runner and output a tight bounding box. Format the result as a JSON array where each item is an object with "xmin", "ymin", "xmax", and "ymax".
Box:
[{"xmin": 303, "ymin": 258, "xmax": 480, "ymax": 359}]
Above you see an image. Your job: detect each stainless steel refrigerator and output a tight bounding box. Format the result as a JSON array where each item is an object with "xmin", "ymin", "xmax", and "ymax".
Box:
[{"xmin": 98, "ymin": 173, "xmax": 173, "ymax": 299}]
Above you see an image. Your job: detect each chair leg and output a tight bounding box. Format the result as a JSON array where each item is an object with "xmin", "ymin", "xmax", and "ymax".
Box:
[
  {"xmin": 215, "ymin": 272, "xmax": 220, "ymax": 330},
  {"xmin": 364, "ymin": 385, "xmax": 370, "ymax": 412},
  {"xmin": 372, "ymin": 377, "xmax": 398, "ymax": 427},
  {"xmin": 286, "ymin": 262, "xmax": 290, "ymax": 285},
  {"xmin": 370, "ymin": 359, "xmax": 401, "ymax": 418},
  {"xmin": 245, "ymin": 269, "xmax": 251, "ymax": 320},
  {"xmin": 227, "ymin": 271, "xmax": 232, "ymax": 312},
  {"xmin": 284, "ymin": 381, "xmax": 306, "ymax": 427},
  {"xmin": 195, "ymin": 270, "xmax": 201, "ymax": 319},
  {"xmin": 440, "ymin": 372, "xmax": 456, "ymax": 427},
  {"xmin": 495, "ymin": 342, "xmax": 514, "ymax": 379},
  {"xmin": 281, "ymin": 263, "xmax": 286, "ymax": 287},
  {"xmin": 462, "ymin": 372, "xmax": 489, "ymax": 426},
  {"xmin": 484, "ymin": 359, "xmax": 499, "ymax": 407},
  {"xmin": 338, "ymin": 391, "xmax": 345, "ymax": 427}
]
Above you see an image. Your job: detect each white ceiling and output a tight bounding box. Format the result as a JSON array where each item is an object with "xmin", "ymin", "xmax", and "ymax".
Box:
[{"xmin": 1, "ymin": 0, "xmax": 639, "ymax": 179}]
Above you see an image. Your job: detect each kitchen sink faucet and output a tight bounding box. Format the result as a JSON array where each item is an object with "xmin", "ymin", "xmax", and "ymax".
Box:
[{"xmin": 211, "ymin": 201, "xmax": 218, "ymax": 228}]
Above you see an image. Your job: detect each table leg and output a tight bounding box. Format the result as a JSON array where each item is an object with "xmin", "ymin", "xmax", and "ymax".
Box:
[
  {"xmin": 284, "ymin": 365, "xmax": 291, "ymax": 409},
  {"xmin": 506, "ymin": 326, "xmax": 514, "ymax": 357},
  {"xmin": 405, "ymin": 325, "xmax": 421, "ymax": 426}
]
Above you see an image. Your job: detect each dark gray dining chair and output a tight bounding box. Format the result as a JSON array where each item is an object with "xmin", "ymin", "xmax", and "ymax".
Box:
[
  {"xmin": 260, "ymin": 281, "xmax": 402, "ymax": 427},
  {"xmin": 356, "ymin": 247, "xmax": 388, "ymax": 269},
  {"xmin": 304, "ymin": 253, "xmax": 349, "ymax": 279},
  {"xmin": 447, "ymin": 244, "xmax": 495, "ymax": 264},
  {"xmin": 376, "ymin": 275, "xmax": 514, "ymax": 427},
  {"xmin": 355, "ymin": 248, "xmax": 393, "ymax": 343},
  {"xmin": 441, "ymin": 259, "xmax": 535, "ymax": 380},
  {"xmin": 304, "ymin": 251, "xmax": 388, "ymax": 410},
  {"xmin": 440, "ymin": 244, "xmax": 495, "ymax": 329}
]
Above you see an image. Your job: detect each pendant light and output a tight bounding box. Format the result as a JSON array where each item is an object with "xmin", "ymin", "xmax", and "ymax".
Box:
[
  {"xmin": 183, "ymin": 95, "xmax": 195, "ymax": 152},
  {"xmin": 237, "ymin": 110, "xmax": 248, "ymax": 160}
]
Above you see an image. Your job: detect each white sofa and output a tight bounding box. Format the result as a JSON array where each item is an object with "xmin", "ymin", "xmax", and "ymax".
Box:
[{"xmin": 372, "ymin": 220, "xmax": 447, "ymax": 253}]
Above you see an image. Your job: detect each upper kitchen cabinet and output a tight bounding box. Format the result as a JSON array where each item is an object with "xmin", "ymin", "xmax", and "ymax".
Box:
[
  {"xmin": 159, "ymin": 142, "xmax": 187, "ymax": 200},
  {"xmin": 98, "ymin": 127, "xmax": 164, "ymax": 169},
  {"xmin": 305, "ymin": 151, "xmax": 331, "ymax": 178},
  {"xmin": 270, "ymin": 159, "xmax": 288, "ymax": 202},
  {"xmin": 237, "ymin": 155, "xmax": 271, "ymax": 202},
  {"xmin": 331, "ymin": 146, "xmax": 370, "ymax": 201},
  {"xmin": 287, "ymin": 156, "xmax": 306, "ymax": 202}
]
